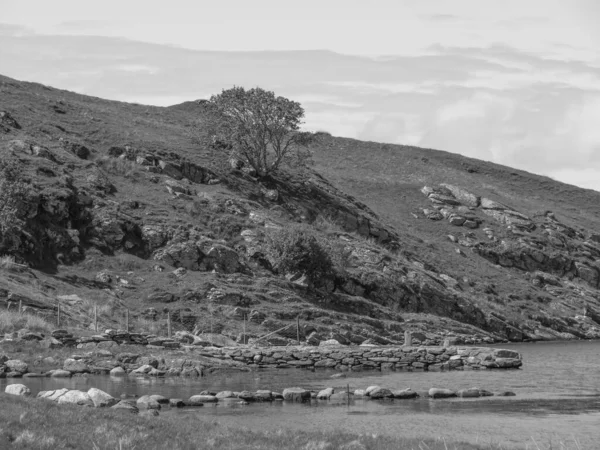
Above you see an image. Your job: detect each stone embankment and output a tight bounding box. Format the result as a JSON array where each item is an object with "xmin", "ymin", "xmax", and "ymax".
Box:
[
  {"xmin": 192, "ymin": 345, "xmax": 522, "ymax": 371},
  {"xmin": 0, "ymin": 343, "xmax": 522, "ymax": 379}
]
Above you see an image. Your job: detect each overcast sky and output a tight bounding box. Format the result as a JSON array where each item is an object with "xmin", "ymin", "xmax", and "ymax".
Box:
[{"xmin": 1, "ymin": 0, "xmax": 599, "ymax": 190}]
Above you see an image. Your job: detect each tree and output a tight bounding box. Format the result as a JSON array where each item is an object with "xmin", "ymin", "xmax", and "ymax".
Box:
[
  {"xmin": 0, "ymin": 159, "xmax": 29, "ymax": 251},
  {"xmin": 198, "ymin": 86, "xmax": 314, "ymax": 177}
]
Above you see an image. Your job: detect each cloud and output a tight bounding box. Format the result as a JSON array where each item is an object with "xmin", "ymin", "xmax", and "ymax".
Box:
[{"xmin": 0, "ymin": 23, "xmax": 32, "ymax": 36}]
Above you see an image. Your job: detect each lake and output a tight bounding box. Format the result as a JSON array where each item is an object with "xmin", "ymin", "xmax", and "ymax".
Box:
[{"xmin": 3, "ymin": 340, "xmax": 600, "ymax": 448}]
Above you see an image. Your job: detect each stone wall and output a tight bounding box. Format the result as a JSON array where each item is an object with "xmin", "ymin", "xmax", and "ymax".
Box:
[{"xmin": 191, "ymin": 345, "xmax": 522, "ymax": 371}]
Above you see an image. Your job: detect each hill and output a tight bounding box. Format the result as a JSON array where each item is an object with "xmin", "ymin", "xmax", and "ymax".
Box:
[{"xmin": 1, "ymin": 73, "xmax": 600, "ymax": 346}]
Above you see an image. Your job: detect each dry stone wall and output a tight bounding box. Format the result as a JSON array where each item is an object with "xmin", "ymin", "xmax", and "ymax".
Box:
[{"xmin": 192, "ymin": 345, "xmax": 522, "ymax": 371}]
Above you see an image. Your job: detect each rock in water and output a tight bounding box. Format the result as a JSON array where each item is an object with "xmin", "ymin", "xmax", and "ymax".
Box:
[
  {"xmin": 282, "ymin": 387, "xmax": 311, "ymax": 402},
  {"xmin": 187, "ymin": 395, "xmax": 217, "ymax": 405},
  {"xmin": 428, "ymin": 388, "xmax": 456, "ymax": 399},
  {"xmin": 391, "ymin": 388, "xmax": 418, "ymax": 399},
  {"xmin": 316, "ymin": 388, "xmax": 334, "ymax": 399}
]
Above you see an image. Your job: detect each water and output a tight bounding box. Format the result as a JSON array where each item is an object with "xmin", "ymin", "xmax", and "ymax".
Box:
[{"xmin": 3, "ymin": 341, "xmax": 600, "ymax": 448}]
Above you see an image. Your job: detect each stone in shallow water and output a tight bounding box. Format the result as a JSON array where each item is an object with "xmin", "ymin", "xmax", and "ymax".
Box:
[
  {"xmin": 187, "ymin": 395, "xmax": 217, "ymax": 405},
  {"xmin": 391, "ymin": 388, "xmax": 418, "ymax": 399},
  {"xmin": 282, "ymin": 387, "xmax": 311, "ymax": 402},
  {"xmin": 428, "ymin": 388, "xmax": 456, "ymax": 399},
  {"xmin": 316, "ymin": 387, "xmax": 334, "ymax": 400}
]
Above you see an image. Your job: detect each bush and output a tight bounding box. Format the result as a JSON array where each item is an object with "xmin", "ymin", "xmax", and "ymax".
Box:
[
  {"xmin": 264, "ymin": 225, "xmax": 339, "ymax": 288},
  {"xmin": 0, "ymin": 159, "xmax": 29, "ymax": 251}
]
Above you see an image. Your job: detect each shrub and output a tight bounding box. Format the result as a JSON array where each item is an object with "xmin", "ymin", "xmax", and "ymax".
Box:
[
  {"xmin": 0, "ymin": 254, "xmax": 26, "ymax": 272},
  {"xmin": 263, "ymin": 225, "xmax": 338, "ymax": 288},
  {"xmin": 0, "ymin": 158, "xmax": 29, "ymax": 251}
]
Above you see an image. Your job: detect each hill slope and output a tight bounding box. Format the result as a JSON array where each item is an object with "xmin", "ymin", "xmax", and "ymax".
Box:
[{"xmin": 1, "ymin": 73, "xmax": 600, "ymax": 345}]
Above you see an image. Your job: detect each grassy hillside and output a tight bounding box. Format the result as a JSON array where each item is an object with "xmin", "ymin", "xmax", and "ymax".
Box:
[{"xmin": 1, "ymin": 73, "xmax": 600, "ymax": 345}]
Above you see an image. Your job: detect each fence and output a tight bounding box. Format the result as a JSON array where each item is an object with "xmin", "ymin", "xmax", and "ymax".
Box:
[{"xmin": 4, "ymin": 299, "xmax": 306, "ymax": 347}]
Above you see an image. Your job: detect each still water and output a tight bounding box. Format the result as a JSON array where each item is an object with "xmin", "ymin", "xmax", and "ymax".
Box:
[{"xmin": 3, "ymin": 341, "xmax": 600, "ymax": 448}]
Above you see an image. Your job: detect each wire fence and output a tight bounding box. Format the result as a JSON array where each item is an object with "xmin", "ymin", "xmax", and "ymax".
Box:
[{"xmin": 4, "ymin": 298, "xmax": 307, "ymax": 347}]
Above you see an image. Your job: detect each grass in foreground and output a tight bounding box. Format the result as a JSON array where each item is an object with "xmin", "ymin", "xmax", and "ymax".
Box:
[{"xmin": 0, "ymin": 394, "xmax": 493, "ymax": 450}]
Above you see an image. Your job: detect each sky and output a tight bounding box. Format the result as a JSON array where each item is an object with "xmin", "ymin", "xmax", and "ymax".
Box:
[{"xmin": 1, "ymin": 0, "xmax": 600, "ymax": 190}]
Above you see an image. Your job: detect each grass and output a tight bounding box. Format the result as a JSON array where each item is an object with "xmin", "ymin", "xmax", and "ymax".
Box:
[
  {"xmin": 96, "ymin": 156, "xmax": 139, "ymax": 179},
  {"xmin": 0, "ymin": 255, "xmax": 27, "ymax": 272},
  {"xmin": 0, "ymin": 311, "xmax": 54, "ymax": 335},
  {"xmin": 0, "ymin": 394, "xmax": 494, "ymax": 450}
]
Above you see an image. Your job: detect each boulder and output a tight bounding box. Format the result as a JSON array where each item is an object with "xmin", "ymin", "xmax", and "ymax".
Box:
[
  {"xmin": 50, "ymin": 370, "xmax": 72, "ymax": 378},
  {"xmin": 164, "ymin": 179, "xmax": 190, "ymax": 195},
  {"xmin": 440, "ymin": 184, "xmax": 480, "ymax": 208},
  {"xmin": 0, "ymin": 111, "xmax": 21, "ymax": 130},
  {"xmin": 136, "ymin": 395, "xmax": 161, "ymax": 410},
  {"xmin": 169, "ymin": 398, "xmax": 185, "ymax": 407},
  {"xmin": 391, "ymin": 389, "xmax": 418, "ymax": 399},
  {"xmin": 109, "ymin": 367, "xmax": 126, "ymax": 376},
  {"xmin": 88, "ymin": 388, "xmax": 118, "ymax": 407},
  {"xmin": 216, "ymin": 391, "xmax": 236, "ymax": 399},
  {"xmin": 111, "ymin": 400, "xmax": 139, "ymax": 414},
  {"xmin": 255, "ymin": 390, "xmax": 273, "ymax": 402},
  {"xmin": 316, "ymin": 388, "xmax": 334, "ymax": 400},
  {"xmin": 63, "ymin": 359, "xmax": 89, "ymax": 373},
  {"xmin": 187, "ymin": 395, "xmax": 217, "ymax": 405},
  {"xmin": 203, "ymin": 245, "xmax": 240, "ymax": 273},
  {"xmin": 282, "ymin": 387, "xmax": 311, "ymax": 402},
  {"xmin": 5, "ymin": 360, "xmax": 28, "ymax": 374},
  {"xmin": 5, "ymin": 384, "xmax": 31, "ymax": 396},
  {"xmin": 153, "ymin": 241, "xmax": 202, "ymax": 270},
  {"xmin": 64, "ymin": 142, "xmax": 91, "ymax": 159},
  {"xmin": 481, "ymin": 198, "xmax": 508, "ymax": 210},
  {"xmin": 448, "ymin": 215, "xmax": 466, "ymax": 226},
  {"xmin": 58, "ymin": 390, "xmax": 94, "ymax": 407},
  {"xmin": 237, "ymin": 391, "xmax": 256, "ymax": 401},
  {"xmin": 367, "ymin": 387, "xmax": 393, "ymax": 399},
  {"xmin": 319, "ymin": 339, "xmax": 341, "ymax": 347},
  {"xmin": 38, "ymin": 388, "xmax": 69, "ymax": 401},
  {"xmin": 159, "ymin": 161, "xmax": 183, "ymax": 179},
  {"xmin": 428, "ymin": 388, "xmax": 456, "ymax": 399}
]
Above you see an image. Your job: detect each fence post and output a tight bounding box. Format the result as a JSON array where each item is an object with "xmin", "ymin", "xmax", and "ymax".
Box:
[
  {"xmin": 347, "ymin": 384, "xmax": 350, "ymax": 407},
  {"xmin": 94, "ymin": 305, "xmax": 98, "ymax": 333},
  {"xmin": 7, "ymin": 301, "xmax": 10, "ymax": 311},
  {"xmin": 57, "ymin": 302, "xmax": 60, "ymax": 327},
  {"xmin": 243, "ymin": 314, "xmax": 246, "ymax": 345},
  {"xmin": 19, "ymin": 299, "xmax": 22, "ymax": 314},
  {"xmin": 404, "ymin": 331, "xmax": 412, "ymax": 347},
  {"xmin": 126, "ymin": 309, "xmax": 129, "ymax": 333},
  {"xmin": 167, "ymin": 312, "xmax": 172, "ymax": 338},
  {"xmin": 296, "ymin": 316, "xmax": 300, "ymax": 345}
]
